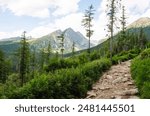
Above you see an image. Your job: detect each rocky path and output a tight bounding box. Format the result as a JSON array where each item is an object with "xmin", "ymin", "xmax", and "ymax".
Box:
[{"xmin": 86, "ymin": 60, "xmax": 139, "ymax": 99}]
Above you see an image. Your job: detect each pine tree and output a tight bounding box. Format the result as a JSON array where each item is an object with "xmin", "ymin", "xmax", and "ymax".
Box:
[
  {"xmin": 39, "ymin": 48, "xmax": 45, "ymax": 72},
  {"xmin": 0, "ymin": 49, "xmax": 10, "ymax": 83},
  {"xmin": 58, "ymin": 31, "xmax": 66, "ymax": 58},
  {"xmin": 46, "ymin": 41, "xmax": 51, "ymax": 63},
  {"xmin": 19, "ymin": 31, "xmax": 30, "ymax": 86},
  {"xmin": 30, "ymin": 47, "xmax": 36, "ymax": 79},
  {"xmin": 120, "ymin": 6, "xmax": 126, "ymax": 39},
  {"xmin": 106, "ymin": 0, "xmax": 121, "ymax": 61},
  {"xmin": 72, "ymin": 41, "xmax": 75, "ymax": 57},
  {"xmin": 138, "ymin": 28, "xmax": 147, "ymax": 49},
  {"xmin": 82, "ymin": 4, "xmax": 95, "ymax": 54},
  {"xmin": 120, "ymin": 5, "xmax": 127, "ymax": 51}
]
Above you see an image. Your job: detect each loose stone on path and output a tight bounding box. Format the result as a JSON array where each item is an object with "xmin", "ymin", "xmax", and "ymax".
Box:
[{"xmin": 86, "ymin": 60, "xmax": 139, "ymax": 99}]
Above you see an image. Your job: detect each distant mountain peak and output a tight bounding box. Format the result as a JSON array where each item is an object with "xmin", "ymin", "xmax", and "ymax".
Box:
[{"xmin": 128, "ymin": 17, "xmax": 150, "ymax": 29}]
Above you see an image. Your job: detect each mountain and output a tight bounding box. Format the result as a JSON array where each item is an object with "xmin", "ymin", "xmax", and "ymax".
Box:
[
  {"xmin": 0, "ymin": 28, "xmax": 94, "ymax": 55},
  {"xmin": 127, "ymin": 17, "xmax": 150, "ymax": 41},
  {"xmin": 127, "ymin": 17, "xmax": 150, "ymax": 29},
  {"xmin": 77, "ymin": 17, "xmax": 150, "ymax": 54},
  {"xmin": 30, "ymin": 28, "xmax": 94, "ymax": 53}
]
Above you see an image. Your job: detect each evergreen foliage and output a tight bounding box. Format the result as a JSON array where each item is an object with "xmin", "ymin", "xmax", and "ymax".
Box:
[
  {"xmin": 106, "ymin": 0, "xmax": 121, "ymax": 62},
  {"xmin": 82, "ymin": 4, "xmax": 95, "ymax": 54},
  {"xmin": 0, "ymin": 49, "xmax": 10, "ymax": 83},
  {"xmin": 19, "ymin": 31, "xmax": 30, "ymax": 86}
]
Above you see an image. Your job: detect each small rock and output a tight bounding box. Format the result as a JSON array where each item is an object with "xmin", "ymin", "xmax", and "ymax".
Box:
[
  {"xmin": 86, "ymin": 92, "xmax": 96, "ymax": 98},
  {"xmin": 122, "ymin": 78, "xmax": 128, "ymax": 82},
  {"xmin": 99, "ymin": 87, "xmax": 110, "ymax": 90},
  {"xmin": 128, "ymin": 96, "xmax": 140, "ymax": 99},
  {"xmin": 115, "ymin": 96, "xmax": 122, "ymax": 99},
  {"xmin": 106, "ymin": 75, "xmax": 113, "ymax": 79},
  {"xmin": 112, "ymin": 77, "xmax": 123, "ymax": 84},
  {"xmin": 92, "ymin": 86, "xmax": 99, "ymax": 90},
  {"xmin": 124, "ymin": 74, "xmax": 130, "ymax": 77},
  {"xmin": 111, "ymin": 96, "xmax": 116, "ymax": 99},
  {"xmin": 122, "ymin": 89, "xmax": 138, "ymax": 95},
  {"xmin": 126, "ymin": 82, "xmax": 134, "ymax": 86}
]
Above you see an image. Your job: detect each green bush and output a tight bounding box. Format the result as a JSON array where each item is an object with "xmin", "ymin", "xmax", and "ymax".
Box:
[
  {"xmin": 89, "ymin": 50, "xmax": 101, "ymax": 61},
  {"xmin": 9, "ymin": 58, "xmax": 111, "ymax": 99},
  {"xmin": 45, "ymin": 58, "xmax": 80, "ymax": 72},
  {"xmin": 131, "ymin": 48, "xmax": 150, "ymax": 98},
  {"xmin": 0, "ymin": 83, "xmax": 5, "ymax": 98},
  {"xmin": 140, "ymin": 48, "xmax": 150, "ymax": 59},
  {"xmin": 45, "ymin": 51, "xmax": 102, "ymax": 72},
  {"xmin": 112, "ymin": 49, "xmax": 140, "ymax": 64}
]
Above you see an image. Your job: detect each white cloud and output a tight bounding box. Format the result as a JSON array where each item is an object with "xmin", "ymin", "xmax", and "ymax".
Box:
[
  {"xmin": 54, "ymin": 13, "xmax": 84, "ymax": 32},
  {"xmin": 28, "ymin": 12, "xmax": 86, "ymax": 38},
  {"xmin": 0, "ymin": 0, "xmax": 80, "ymax": 18},
  {"xmin": 142, "ymin": 9, "xmax": 150, "ymax": 17},
  {"xmin": 123, "ymin": 0, "xmax": 150, "ymax": 15},
  {"xmin": 122, "ymin": 0, "xmax": 150, "ymax": 23},
  {"xmin": 0, "ymin": 32, "xmax": 8, "ymax": 39},
  {"xmin": 28, "ymin": 25, "xmax": 55, "ymax": 38},
  {"xmin": 52, "ymin": 0, "xmax": 80, "ymax": 16},
  {"xmin": 0, "ymin": 30, "xmax": 24, "ymax": 39},
  {"xmin": 91, "ymin": 0, "xmax": 150, "ymax": 42},
  {"xmin": 1, "ymin": 0, "xmax": 150, "ymax": 43}
]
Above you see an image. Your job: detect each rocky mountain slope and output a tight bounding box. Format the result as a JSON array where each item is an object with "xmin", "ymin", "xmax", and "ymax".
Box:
[
  {"xmin": 30, "ymin": 28, "xmax": 94, "ymax": 53},
  {"xmin": 128, "ymin": 17, "xmax": 150, "ymax": 29},
  {"xmin": 127, "ymin": 17, "xmax": 150, "ymax": 41},
  {"xmin": 0, "ymin": 28, "xmax": 94, "ymax": 54}
]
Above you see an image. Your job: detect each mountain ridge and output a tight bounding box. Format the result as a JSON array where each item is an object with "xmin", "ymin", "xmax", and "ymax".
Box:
[
  {"xmin": 0, "ymin": 28, "xmax": 94, "ymax": 54},
  {"xmin": 128, "ymin": 17, "xmax": 150, "ymax": 29}
]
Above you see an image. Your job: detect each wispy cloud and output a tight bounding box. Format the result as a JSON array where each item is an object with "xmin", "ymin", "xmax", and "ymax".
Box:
[
  {"xmin": 92, "ymin": 0, "xmax": 150, "ymax": 41},
  {"xmin": 0, "ymin": 0, "xmax": 80, "ymax": 18}
]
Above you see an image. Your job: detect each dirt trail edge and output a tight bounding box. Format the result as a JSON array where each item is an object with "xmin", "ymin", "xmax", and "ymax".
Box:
[{"xmin": 86, "ymin": 60, "xmax": 139, "ymax": 99}]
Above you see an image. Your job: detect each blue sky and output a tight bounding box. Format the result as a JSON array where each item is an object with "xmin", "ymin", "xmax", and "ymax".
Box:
[{"xmin": 0, "ymin": 0, "xmax": 150, "ymax": 42}]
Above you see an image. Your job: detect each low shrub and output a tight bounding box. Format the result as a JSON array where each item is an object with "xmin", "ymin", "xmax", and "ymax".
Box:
[
  {"xmin": 45, "ymin": 51, "xmax": 103, "ymax": 72},
  {"xmin": 9, "ymin": 58, "xmax": 111, "ymax": 99},
  {"xmin": 45, "ymin": 58, "xmax": 80, "ymax": 72},
  {"xmin": 131, "ymin": 48, "xmax": 150, "ymax": 98},
  {"xmin": 112, "ymin": 49, "xmax": 140, "ymax": 64}
]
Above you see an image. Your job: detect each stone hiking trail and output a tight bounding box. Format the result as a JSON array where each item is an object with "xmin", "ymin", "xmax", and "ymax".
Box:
[{"xmin": 86, "ymin": 60, "xmax": 139, "ymax": 99}]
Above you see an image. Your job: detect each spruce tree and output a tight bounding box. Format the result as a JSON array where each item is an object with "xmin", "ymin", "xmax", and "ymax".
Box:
[
  {"xmin": 39, "ymin": 48, "xmax": 45, "ymax": 72},
  {"xmin": 120, "ymin": 5, "xmax": 127, "ymax": 51},
  {"xmin": 30, "ymin": 47, "xmax": 36, "ymax": 78},
  {"xmin": 116, "ymin": 5, "xmax": 127, "ymax": 53},
  {"xmin": 120, "ymin": 6, "xmax": 126, "ymax": 39},
  {"xmin": 46, "ymin": 41, "xmax": 51, "ymax": 63},
  {"xmin": 106, "ymin": 0, "xmax": 121, "ymax": 61},
  {"xmin": 138, "ymin": 28, "xmax": 147, "ymax": 49},
  {"xmin": 72, "ymin": 41, "xmax": 75, "ymax": 57},
  {"xmin": 58, "ymin": 31, "xmax": 66, "ymax": 58},
  {"xmin": 19, "ymin": 31, "xmax": 30, "ymax": 86},
  {"xmin": 0, "ymin": 49, "xmax": 10, "ymax": 83},
  {"xmin": 82, "ymin": 4, "xmax": 95, "ymax": 54}
]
